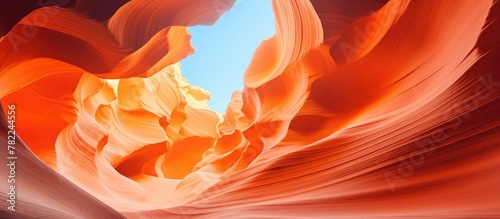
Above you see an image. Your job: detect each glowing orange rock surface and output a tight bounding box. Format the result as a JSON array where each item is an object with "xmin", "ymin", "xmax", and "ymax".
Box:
[{"xmin": 1, "ymin": 0, "xmax": 499, "ymax": 218}]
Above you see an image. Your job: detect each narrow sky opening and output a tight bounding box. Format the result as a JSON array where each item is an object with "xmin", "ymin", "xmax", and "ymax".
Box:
[{"xmin": 179, "ymin": 0, "xmax": 275, "ymax": 112}]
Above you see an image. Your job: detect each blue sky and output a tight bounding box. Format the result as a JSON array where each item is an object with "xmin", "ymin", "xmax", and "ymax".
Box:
[{"xmin": 180, "ymin": 0, "xmax": 275, "ymax": 112}]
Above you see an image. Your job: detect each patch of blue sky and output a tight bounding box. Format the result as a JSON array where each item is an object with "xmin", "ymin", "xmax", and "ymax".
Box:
[{"xmin": 179, "ymin": 0, "xmax": 275, "ymax": 112}]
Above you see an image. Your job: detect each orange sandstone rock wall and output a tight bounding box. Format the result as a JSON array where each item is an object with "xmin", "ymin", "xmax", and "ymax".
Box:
[{"xmin": 1, "ymin": 0, "xmax": 499, "ymax": 218}]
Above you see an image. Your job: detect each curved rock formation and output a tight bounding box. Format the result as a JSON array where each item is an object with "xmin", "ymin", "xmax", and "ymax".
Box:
[{"xmin": 1, "ymin": 0, "xmax": 499, "ymax": 218}]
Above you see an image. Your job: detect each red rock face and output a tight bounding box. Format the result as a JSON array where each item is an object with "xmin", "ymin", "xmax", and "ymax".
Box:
[{"xmin": 1, "ymin": 0, "xmax": 499, "ymax": 218}]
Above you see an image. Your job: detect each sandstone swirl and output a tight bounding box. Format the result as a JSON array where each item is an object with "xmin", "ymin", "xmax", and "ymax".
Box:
[{"xmin": 1, "ymin": 0, "xmax": 499, "ymax": 218}]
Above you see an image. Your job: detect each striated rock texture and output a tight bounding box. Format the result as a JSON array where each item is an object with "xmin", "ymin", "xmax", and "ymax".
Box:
[{"xmin": 1, "ymin": 0, "xmax": 499, "ymax": 218}]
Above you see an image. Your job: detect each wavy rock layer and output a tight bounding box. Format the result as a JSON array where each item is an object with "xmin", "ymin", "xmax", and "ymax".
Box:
[{"xmin": 1, "ymin": 0, "xmax": 499, "ymax": 218}]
